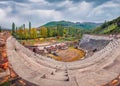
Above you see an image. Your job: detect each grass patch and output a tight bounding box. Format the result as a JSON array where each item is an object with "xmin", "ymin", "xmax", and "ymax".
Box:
[{"xmin": 102, "ymin": 24, "xmax": 117, "ymax": 34}]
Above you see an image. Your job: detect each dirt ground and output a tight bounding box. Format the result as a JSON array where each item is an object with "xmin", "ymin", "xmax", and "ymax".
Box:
[{"xmin": 49, "ymin": 48, "xmax": 85, "ymax": 62}]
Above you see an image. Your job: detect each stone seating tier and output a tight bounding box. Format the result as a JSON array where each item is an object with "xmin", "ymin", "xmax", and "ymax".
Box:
[{"xmin": 6, "ymin": 35, "xmax": 120, "ymax": 86}]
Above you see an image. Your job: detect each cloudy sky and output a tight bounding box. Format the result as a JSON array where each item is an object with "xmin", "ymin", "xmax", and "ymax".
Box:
[{"xmin": 0, "ymin": 0, "xmax": 120, "ymax": 29}]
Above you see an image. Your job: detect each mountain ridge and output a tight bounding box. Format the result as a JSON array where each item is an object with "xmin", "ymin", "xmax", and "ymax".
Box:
[
  {"xmin": 41, "ymin": 20, "xmax": 102, "ymax": 30},
  {"xmin": 92, "ymin": 16, "xmax": 120, "ymax": 34}
]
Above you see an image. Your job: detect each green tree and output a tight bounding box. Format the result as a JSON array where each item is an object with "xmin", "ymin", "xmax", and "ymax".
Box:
[
  {"xmin": 47, "ymin": 27, "xmax": 50, "ymax": 37},
  {"xmin": 12, "ymin": 22, "xmax": 15, "ymax": 35},
  {"xmin": 57, "ymin": 24, "xmax": 64, "ymax": 36},
  {"xmin": 17, "ymin": 27, "xmax": 23, "ymax": 39},
  {"xmin": 29, "ymin": 22, "xmax": 31, "ymax": 34},
  {"xmin": 16, "ymin": 27, "xmax": 17, "ymax": 32},
  {"xmin": 23, "ymin": 24, "xmax": 25, "ymax": 30},
  {"xmin": 23, "ymin": 28, "xmax": 29, "ymax": 39},
  {"xmin": 0, "ymin": 26, "xmax": 2, "ymax": 32},
  {"xmin": 40, "ymin": 26, "xmax": 48, "ymax": 38},
  {"xmin": 30, "ymin": 28, "xmax": 37, "ymax": 38}
]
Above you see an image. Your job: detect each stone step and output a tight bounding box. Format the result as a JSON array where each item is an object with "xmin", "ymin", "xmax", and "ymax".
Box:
[
  {"xmin": 75, "ymin": 69, "xmax": 118, "ymax": 86},
  {"xmin": 46, "ymin": 74, "xmax": 69, "ymax": 81},
  {"xmin": 53, "ymin": 72, "xmax": 68, "ymax": 76}
]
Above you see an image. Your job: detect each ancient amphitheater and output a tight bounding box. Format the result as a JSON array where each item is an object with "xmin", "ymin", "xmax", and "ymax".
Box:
[{"xmin": 6, "ymin": 34, "xmax": 120, "ymax": 86}]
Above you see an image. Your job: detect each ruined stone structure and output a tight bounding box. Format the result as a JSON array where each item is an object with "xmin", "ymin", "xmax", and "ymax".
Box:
[
  {"xmin": 79, "ymin": 34, "xmax": 112, "ymax": 51},
  {"xmin": 6, "ymin": 35, "xmax": 120, "ymax": 86}
]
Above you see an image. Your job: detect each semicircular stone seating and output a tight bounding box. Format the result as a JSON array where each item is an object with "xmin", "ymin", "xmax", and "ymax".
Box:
[{"xmin": 6, "ymin": 35, "xmax": 120, "ymax": 86}]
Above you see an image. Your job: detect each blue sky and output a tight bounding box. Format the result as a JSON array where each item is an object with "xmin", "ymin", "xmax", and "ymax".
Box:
[{"xmin": 0, "ymin": 0, "xmax": 120, "ymax": 28}]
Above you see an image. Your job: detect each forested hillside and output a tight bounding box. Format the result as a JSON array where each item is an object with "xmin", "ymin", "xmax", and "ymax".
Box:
[
  {"xmin": 11, "ymin": 17, "xmax": 120, "ymax": 40},
  {"xmin": 92, "ymin": 16, "xmax": 120, "ymax": 34},
  {"xmin": 43, "ymin": 21, "xmax": 101, "ymax": 30}
]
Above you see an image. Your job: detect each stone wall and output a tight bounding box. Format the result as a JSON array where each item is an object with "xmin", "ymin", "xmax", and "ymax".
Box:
[{"xmin": 79, "ymin": 34, "xmax": 113, "ymax": 56}]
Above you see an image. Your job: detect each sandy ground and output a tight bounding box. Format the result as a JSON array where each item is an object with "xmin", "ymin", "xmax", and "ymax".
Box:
[{"xmin": 49, "ymin": 48, "xmax": 85, "ymax": 62}]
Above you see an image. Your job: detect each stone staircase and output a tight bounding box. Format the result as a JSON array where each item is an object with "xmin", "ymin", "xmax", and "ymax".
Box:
[
  {"xmin": 42, "ymin": 65, "xmax": 69, "ymax": 81},
  {"xmin": 43, "ymin": 69, "xmax": 69, "ymax": 81}
]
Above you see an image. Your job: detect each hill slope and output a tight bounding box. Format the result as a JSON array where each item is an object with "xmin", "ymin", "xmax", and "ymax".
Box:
[
  {"xmin": 92, "ymin": 16, "xmax": 120, "ymax": 34},
  {"xmin": 42, "ymin": 21, "xmax": 102, "ymax": 30},
  {"xmin": 0, "ymin": 26, "xmax": 11, "ymax": 31}
]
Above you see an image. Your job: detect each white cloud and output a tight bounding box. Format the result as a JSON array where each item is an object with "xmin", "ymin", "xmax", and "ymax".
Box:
[
  {"xmin": 0, "ymin": 0, "xmax": 63, "ymax": 28},
  {"xmin": 29, "ymin": 0, "xmax": 48, "ymax": 4},
  {"xmin": 0, "ymin": 0, "xmax": 120, "ymax": 28},
  {"xmin": 59, "ymin": 1, "xmax": 93, "ymax": 21},
  {"xmin": 72, "ymin": 1, "xmax": 92, "ymax": 14},
  {"xmin": 19, "ymin": 9, "xmax": 63, "ymax": 27},
  {"xmin": 58, "ymin": 0, "xmax": 73, "ymax": 7},
  {"xmin": 0, "ymin": 9, "xmax": 6, "ymax": 20},
  {"xmin": 87, "ymin": 0, "xmax": 120, "ymax": 22},
  {"xmin": 22, "ymin": 9, "xmax": 61, "ymax": 18},
  {"xmin": 0, "ymin": 6, "xmax": 13, "ymax": 28}
]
